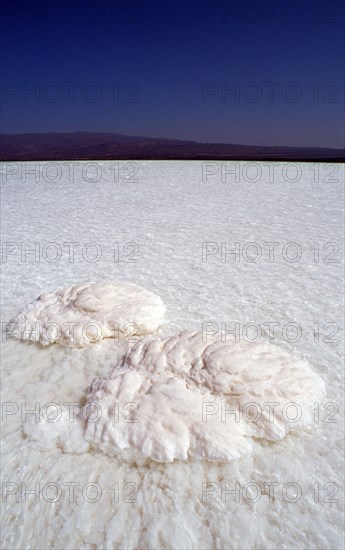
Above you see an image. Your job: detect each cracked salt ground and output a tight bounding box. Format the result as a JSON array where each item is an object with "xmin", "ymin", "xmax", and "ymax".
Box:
[{"xmin": 1, "ymin": 161, "xmax": 344, "ymax": 549}]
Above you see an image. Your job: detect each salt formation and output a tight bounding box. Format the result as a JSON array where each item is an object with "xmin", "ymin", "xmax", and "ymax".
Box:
[
  {"xmin": 82, "ymin": 331, "xmax": 326, "ymax": 463},
  {"xmin": 8, "ymin": 281, "xmax": 166, "ymax": 347}
]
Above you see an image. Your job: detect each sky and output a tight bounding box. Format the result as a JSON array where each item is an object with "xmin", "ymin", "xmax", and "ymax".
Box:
[{"xmin": 1, "ymin": 0, "xmax": 344, "ymax": 148}]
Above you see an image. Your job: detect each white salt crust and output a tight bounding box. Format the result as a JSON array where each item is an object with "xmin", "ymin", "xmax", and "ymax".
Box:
[
  {"xmin": 8, "ymin": 281, "xmax": 166, "ymax": 347},
  {"xmin": 26, "ymin": 332, "xmax": 325, "ymax": 462},
  {"xmin": 2, "ymin": 162, "xmax": 343, "ymax": 550},
  {"xmin": 77, "ymin": 331, "xmax": 324, "ymax": 463}
]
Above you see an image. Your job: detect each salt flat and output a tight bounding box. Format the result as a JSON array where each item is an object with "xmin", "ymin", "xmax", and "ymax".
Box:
[{"xmin": 1, "ymin": 161, "xmax": 344, "ymax": 549}]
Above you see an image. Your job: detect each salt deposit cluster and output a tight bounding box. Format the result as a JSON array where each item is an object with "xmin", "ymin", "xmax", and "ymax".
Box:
[
  {"xmin": 10, "ymin": 281, "xmax": 325, "ymax": 464},
  {"xmin": 8, "ymin": 281, "xmax": 166, "ymax": 347},
  {"xmin": 82, "ymin": 331, "xmax": 325, "ymax": 462}
]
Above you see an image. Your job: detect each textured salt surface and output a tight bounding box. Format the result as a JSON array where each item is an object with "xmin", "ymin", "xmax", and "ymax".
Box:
[
  {"xmin": 1, "ymin": 161, "xmax": 344, "ymax": 549},
  {"xmin": 8, "ymin": 281, "xmax": 166, "ymax": 347},
  {"xmin": 82, "ymin": 331, "xmax": 325, "ymax": 462}
]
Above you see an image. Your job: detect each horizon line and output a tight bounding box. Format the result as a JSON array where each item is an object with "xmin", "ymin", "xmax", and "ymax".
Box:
[{"xmin": 1, "ymin": 130, "xmax": 345, "ymax": 151}]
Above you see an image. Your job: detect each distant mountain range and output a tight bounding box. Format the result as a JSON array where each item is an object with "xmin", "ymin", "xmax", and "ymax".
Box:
[{"xmin": 0, "ymin": 132, "xmax": 344, "ymax": 161}]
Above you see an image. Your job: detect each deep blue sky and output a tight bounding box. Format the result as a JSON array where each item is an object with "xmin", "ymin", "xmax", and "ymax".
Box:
[{"xmin": 1, "ymin": 0, "xmax": 344, "ymax": 147}]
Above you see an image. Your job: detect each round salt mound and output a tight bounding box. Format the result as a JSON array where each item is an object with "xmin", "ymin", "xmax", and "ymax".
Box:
[
  {"xmin": 82, "ymin": 330, "xmax": 326, "ymax": 463},
  {"xmin": 8, "ymin": 281, "xmax": 166, "ymax": 347}
]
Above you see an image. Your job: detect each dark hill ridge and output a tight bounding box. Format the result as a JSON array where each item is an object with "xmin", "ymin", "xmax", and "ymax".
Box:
[{"xmin": 0, "ymin": 132, "xmax": 344, "ymax": 161}]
